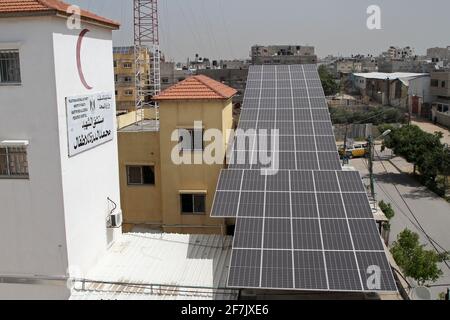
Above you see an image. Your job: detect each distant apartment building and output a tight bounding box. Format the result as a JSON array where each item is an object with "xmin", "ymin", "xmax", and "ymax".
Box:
[
  {"xmin": 160, "ymin": 61, "xmax": 192, "ymax": 91},
  {"xmin": 220, "ymin": 59, "xmax": 250, "ymax": 70},
  {"xmin": 426, "ymin": 46, "xmax": 450, "ymax": 62},
  {"xmin": 197, "ymin": 68, "xmax": 248, "ymax": 106},
  {"xmin": 383, "ymin": 46, "xmax": 415, "ymax": 60},
  {"xmin": 251, "ymin": 45, "xmax": 317, "ymax": 65},
  {"xmin": 117, "ymin": 75, "xmax": 236, "ymax": 234},
  {"xmin": 332, "ymin": 59, "xmax": 362, "ymax": 77},
  {"xmin": 0, "ymin": 0, "xmax": 122, "ymax": 299},
  {"xmin": 377, "ymin": 58, "xmax": 436, "ymax": 73},
  {"xmin": 113, "ymin": 46, "xmax": 150, "ymax": 113},
  {"xmin": 430, "ymin": 71, "xmax": 450, "ymax": 128}
]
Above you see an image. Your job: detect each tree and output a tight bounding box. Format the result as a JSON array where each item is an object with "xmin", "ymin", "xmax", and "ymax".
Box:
[
  {"xmin": 384, "ymin": 125, "xmax": 444, "ymax": 181},
  {"xmin": 379, "ymin": 200, "xmax": 395, "ymax": 230},
  {"xmin": 391, "ymin": 229, "xmax": 449, "ymax": 285},
  {"xmin": 318, "ymin": 65, "xmax": 338, "ymax": 96}
]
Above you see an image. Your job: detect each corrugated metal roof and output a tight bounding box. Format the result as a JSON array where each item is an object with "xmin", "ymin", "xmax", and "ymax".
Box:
[
  {"xmin": 353, "ymin": 72, "xmax": 428, "ymax": 81},
  {"xmin": 70, "ymin": 233, "xmax": 238, "ymax": 300}
]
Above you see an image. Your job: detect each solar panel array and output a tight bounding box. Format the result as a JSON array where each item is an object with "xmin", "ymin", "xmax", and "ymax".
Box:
[{"xmin": 211, "ymin": 65, "xmax": 397, "ymax": 293}]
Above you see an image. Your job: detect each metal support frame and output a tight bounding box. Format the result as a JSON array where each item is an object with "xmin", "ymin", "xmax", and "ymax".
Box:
[{"xmin": 134, "ymin": 0, "xmax": 160, "ymax": 124}]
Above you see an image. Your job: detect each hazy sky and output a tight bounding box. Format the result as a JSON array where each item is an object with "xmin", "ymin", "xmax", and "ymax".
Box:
[{"xmin": 71, "ymin": 0, "xmax": 450, "ymax": 62}]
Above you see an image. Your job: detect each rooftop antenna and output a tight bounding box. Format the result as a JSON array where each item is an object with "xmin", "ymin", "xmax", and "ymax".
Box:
[{"xmin": 134, "ymin": 0, "xmax": 160, "ymax": 126}]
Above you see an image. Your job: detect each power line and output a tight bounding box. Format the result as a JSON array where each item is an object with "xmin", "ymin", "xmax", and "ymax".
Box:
[{"xmin": 372, "ymin": 148, "xmax": 450, "ymax": 270}]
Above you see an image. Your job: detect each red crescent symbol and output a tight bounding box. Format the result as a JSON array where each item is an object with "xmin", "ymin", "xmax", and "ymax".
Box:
[{"xmin": 76, "ymin": 29, "xmax": 93, "ymax": 90}]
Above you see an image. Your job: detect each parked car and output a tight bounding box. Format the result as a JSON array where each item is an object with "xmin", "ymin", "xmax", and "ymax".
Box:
[{"xmin": 338, "ymin": 143, "xmax": 369, "ymax": 158}]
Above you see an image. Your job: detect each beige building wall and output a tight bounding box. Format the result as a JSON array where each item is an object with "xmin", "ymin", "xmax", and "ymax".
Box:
[
  {"xmin": 158, "ymin": 99, "xmax": 232, "ymax": 234},
  {"xmin": 118, "ymin": 130, "xmax": 162, "ymax": 232},
  {"xmin": 114, "ymin": 48, "xmax": 150, "ymax": 112},
  {"xmin": 117, "ymin": 99, "xmax": 232, "ymax": 235}
]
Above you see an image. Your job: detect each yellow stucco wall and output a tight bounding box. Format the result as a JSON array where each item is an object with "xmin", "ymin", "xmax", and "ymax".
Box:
[
  {"xmin": 158, "ymin": 99, "xmax": 232, "ymax": 234},
  {"xmin": 118, "ymin": 98, "xmax": 233, "ymax": 235},
  {"xmin": 118, "ymin": 130, "xmax": 162, "ymax": 232}
]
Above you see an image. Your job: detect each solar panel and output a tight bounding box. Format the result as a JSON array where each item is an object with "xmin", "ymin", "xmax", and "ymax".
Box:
[{"xmin": 211, "ymin": 65, "xmax": 397, "ymax": 294}]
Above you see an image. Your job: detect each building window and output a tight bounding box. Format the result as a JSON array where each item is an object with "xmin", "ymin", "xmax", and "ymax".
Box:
[
  {"xmin": 0, "ymin": 49, "xmax": 21, "ymax": 84},
  {"xmin": 180, "ymin": 194, "xmax": 206, "ymax": 214},
  {"xmin": 0, "ymin": 146, "xmax": 29, "ymax": 178},
  {"xmin": 113, "ymin": 60, "xmax": 117, "ymax": 68},
  {"xmin": 124, "ymin": 89, "xmax": 133, "ymax": 96},
  {"xmin": 126, "ymin": 165, "xmax": 155, "ymax": 185},
  {"xmin": 124, "ymin": 76, "xmax": 132, "ymax": 83},
  {"xmin": 442, "ymin": 81, "xmax": 446, "ymax": 88},
  {"xmin": 123, "ymin": 62, "xmax": 132, "ymax": 68},
  {"xmin": 162, "ymin": 77, "xmax": 169, "ymax": 84},
  {"xmin": 177, "ymin": 77, "xmax": 185, "ymax": 82},
  {"xmin": 179, "ymin": 129, "xmax": 204, "ymax": 151}
]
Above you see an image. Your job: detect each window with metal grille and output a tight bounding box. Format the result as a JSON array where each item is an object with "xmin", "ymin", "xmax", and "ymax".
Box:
[
  {"xmin": 0, "ymin": 146, "xmax": 29, "ymax": 178},
  {"xmin": 0, "ymin": 50, "xmax": 21, "ymax": 84},
  {"xmin": 180, "ymin": 194, "xmax": 206, "ymax": 215},
  {"xmin": 126, "ymin": 165, "xmax": 155, "ymax": 185}
]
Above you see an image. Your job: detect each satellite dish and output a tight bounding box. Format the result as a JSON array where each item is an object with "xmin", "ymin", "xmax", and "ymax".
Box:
[{"xmin": 411, "ymin": 286, "xmax": 431, "ymax": 300}]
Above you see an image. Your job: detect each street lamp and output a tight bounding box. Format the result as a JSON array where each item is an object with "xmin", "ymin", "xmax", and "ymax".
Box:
[{"xmin": 368, "ymin": 129, "xmax": 392, "ymax": 200}]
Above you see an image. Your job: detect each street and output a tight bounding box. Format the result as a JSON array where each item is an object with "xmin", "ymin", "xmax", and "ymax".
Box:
[{"xmin": 351, "ymin": 151, "xmax": 450, "ymax": 300}]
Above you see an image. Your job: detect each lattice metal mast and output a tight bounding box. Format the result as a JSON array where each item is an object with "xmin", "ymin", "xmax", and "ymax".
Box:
[{"xmin": 134, "ymin": 0, "xmax": 160, "ymax": 122}]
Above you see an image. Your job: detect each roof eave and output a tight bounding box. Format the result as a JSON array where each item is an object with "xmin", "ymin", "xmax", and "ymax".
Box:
[
  {"xmin": 55, "ymin": 12, "xmax": 120, "ymax": 30},
  {"xmin": 0, "ymin": 10, "xmax": 57, "ymax": 19},
  {"xmin": 153, "ymin": 96, "xmax": 235, "ymax": 102},
  {"xmin": 0, "ymin": 10, "xmax": 120, "ymax": 30}
]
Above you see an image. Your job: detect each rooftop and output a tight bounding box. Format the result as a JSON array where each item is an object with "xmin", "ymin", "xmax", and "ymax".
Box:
[
  {"xmin": 118, "ymin": 120, "xmax": 160, "ymax": 133},
  {"xmin": 153, "ymin": 75, "xmax": 237, "ymax": 101},
  {"xmin": 70, "ymin": 233, "xmax": 237, "ymax": 300},
  {"xmin": 353, "ymin": 72, "xmax": 428, "ymax": 80},
  {"xmin": 0, "ymin": 0, "xmax": 120, "ymax": 29}
]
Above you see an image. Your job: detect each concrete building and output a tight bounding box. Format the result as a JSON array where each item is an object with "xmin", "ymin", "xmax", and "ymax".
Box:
[
  {"xmin": 220, "ymin": 59, "xmax": 250, "ymax": 70},
  {"xmin": 383, "ymin": 46, "xmax": 415, "ymax": 60},
  {"xmin": 333, "ymin": 59, "xmax": 362, "ymax": 77},
  {"xmin": 0, "ymin": 0, "xmax": 122, "ymax": 299},
  {"xmin": 251, "ymin": 45, "xmax": 317, "ymax": 65},
  {"xmin": 408, "ymin": 76, "xmax": 435, "ymax": 118},
  {"xmin": 113, "ymin": 46, "xmax": 150, "ymax": 113},
  {"xmin": 377, "ymin": 58, "xmax": 436, "ymax": 73},
  {"xmin": 160, "ymin": 61, "xmax": 192, "ymax": 91},
  {"xmin": 426, "ymin": 46, "xmax": 450, "ymax": 63},
  {"xmin": 353, "ymin": 72, "xmax": 429, "ymax": 108},
  {"xmin": 118, "ymin": 75, "xmax": 237, "ymax": 234},
  {"xmin": 430, "ymin": 71, "xmax": 450, "ymax": 128},
  {"xmin": 197, "ymin": 68, "xmax": 248, "ymax": 106}
]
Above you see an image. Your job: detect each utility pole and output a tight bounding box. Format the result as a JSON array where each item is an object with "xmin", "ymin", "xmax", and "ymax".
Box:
[
  {"xmin": 367, "ymin": 135, "xmax": 375, "ymax": 200},
  {"xmin": 367, "ymin": 130, "xmax": 392, "ymax": 202},
  {"xmin": 342, "ymin": 124, "xmax": 349, "ymax": 166}
]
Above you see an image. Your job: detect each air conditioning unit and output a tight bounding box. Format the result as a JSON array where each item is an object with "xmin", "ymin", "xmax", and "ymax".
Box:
[{"xmin": 107, "ymin": 210, "xmax": 123, "ymax": 228}]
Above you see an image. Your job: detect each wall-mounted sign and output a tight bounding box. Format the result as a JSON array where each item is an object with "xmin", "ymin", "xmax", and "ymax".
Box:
[{"xmin": 66, "ymin": 92, "xmax": 114, "ymax": 157}]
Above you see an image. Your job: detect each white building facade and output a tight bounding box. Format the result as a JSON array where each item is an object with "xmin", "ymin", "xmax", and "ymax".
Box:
[{"xmin": 0, "ymin": 3, "xmax": 122, "ymax": 299}]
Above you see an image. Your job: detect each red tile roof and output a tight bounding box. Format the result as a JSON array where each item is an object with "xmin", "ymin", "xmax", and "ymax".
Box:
[
  {"xmin": 0, "ymin": 0, "xmax": 120, "ymax": 29},
  {"xmin": 154, "ymin": 75, "xmax": 237, "ymax": 101}
]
